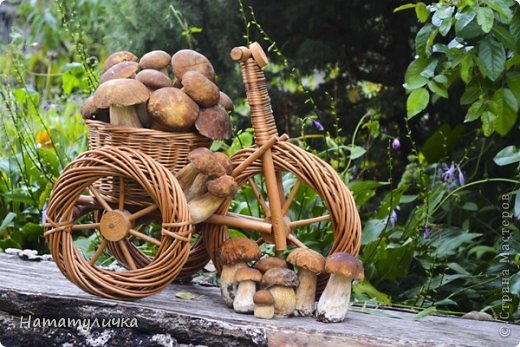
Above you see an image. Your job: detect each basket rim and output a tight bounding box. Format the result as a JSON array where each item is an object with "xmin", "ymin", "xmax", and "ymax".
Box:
[{"xmin": 85, "ymin": 119, "xmax": 209, "ymax": 138}]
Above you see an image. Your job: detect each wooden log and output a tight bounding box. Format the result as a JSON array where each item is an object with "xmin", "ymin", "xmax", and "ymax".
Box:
[{"xmin": 0, "ymin": 253, "xmax": 517, "ymax": 346}]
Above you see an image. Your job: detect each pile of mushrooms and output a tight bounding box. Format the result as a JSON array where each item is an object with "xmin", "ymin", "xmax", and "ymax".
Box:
[
  {"xmin": 215, "ymin": 239, "xmax": 365, "ymax": 323},
  {"xmin": 81, "ymin": 49, "xmax": 233, "ymax": 141}
]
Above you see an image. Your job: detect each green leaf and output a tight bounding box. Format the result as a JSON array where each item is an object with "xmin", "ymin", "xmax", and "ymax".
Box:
[
  {"xmin": 176, "ymin": 292, "xmax": 194, "ymax": 300},
  {"xmin": 484, "ymin": 0, "xmax": 513, "ymax": 23},
  {"xmin": 490, "ymin": 88, "xmax": 519, "ymax": 136},
  {"xmin": 346, "ymin": 145, "xmax": 366, "ymax": 159},
  {"xmin": 407, "ymin": 88, "xmax": 430, "ymax": 118},
  {"xmin": 481, "ymin": 111, "xmax": 497, "ymax": 136},
  {"xmin": 465, "ymin": 100, "xmax": 485, "ymax": 122},
  {"xmin": 478, "ymin": 36, "xmax": 505, "ymax": 81},
  {"xmin": 353, "ymin": 281, "xmax": 392, "ymax": 305},
  {"xmin": 416, "ymin": 24, "xmax": 434, "ymax": 55},
  {"xmin": 493, "ymin": 146, "xmax": 520, "ymax": 166},
  {"xmin": 455, "ymin": 10, "xmax": 477, "ymax": 32},
  {"xmin": 415, "ymin": 2, "xmax": 430, "ymax": 23},
  {"xmin": 428, "ymin": 80, "xmax": 448, "ymax": 98},
  {"xmin": 515, "ymin": 191, "xmax": 520, "ymax": 220},
  {"xmin": 491, "ymin": 25, "xmax": 517, "ymax": 52},
  {"xmin": 468, "ymin": 245, "xmax": 496, "ymax": 258},
  {"xmin": 0, "ymin": 212, "xmax": 16, "ymax": 235},
  {"xmin": 460, "ymin": 54, "xmax": 474, "ymax": 83},
  {"xmin": 412, "ymin": 307, "xmax": 437, "ymax": 320},
  {"xmin": 506, "ymin": 71, "xmax": 520, "ymax": 102},
  {"xmin": 461, "ymin": 78, "xmax": 482, "ymax": 105},
  {"xmin": 439, "ymin": 17, "xmax": 453, "ymax": 36},
  {"xmin": 477, "ymin": 7, "xmax": 494, "ymax": 33},
  {"xmin": 362, "ymin": 219, "xmax": 386, "ymax": 244},
  {"xmin": 433, "ymin": 74, "xmax": 448, "ymax": 84},
  {"xmin": 404, "ymin": 58, "xmax": 430, "ymax": 89},
  {"xmin": 394, "ymin": 3, "xmax": 416, "ymax": 13},
  {"xmin": 511, "ymin": 8, "xmax": 520, "ymax": 44}
]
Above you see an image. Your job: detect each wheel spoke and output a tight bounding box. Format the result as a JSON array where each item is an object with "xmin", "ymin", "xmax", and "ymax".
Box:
[
  {"xmin": 89, "ymin": 238, "xmax": 107, "ymax": 265},
  {"xmin": 281, "ymin": 178, "xmax": 302, "ymax": 215},
  {"xmin": 205, "ymin": 213, "xmax": 272, "ymax": 235},
  {"xmin": 118, "ymin": 240, "xmax": 137, "ymax": 270},
  {"xmin": 128, "ymin": 204, "xmax": 158, "ymax": 221},
  {"xmin": 129, "ymin": 229, "xmax": 161, "ymax": 247},
  {"xmin": 289, "ymin": 214, "xmax": 330, "ymax": 228},
  {"xmin": 275, "ymin": 172, "xmax": 285, "ymax": 208},
  {"xmin": 71, "ymin": 222, "xmax": 101, "ymax": 231},
  {"xmin": 248, "ymin": 177, "xmax": 270, "ymax": 217},
  {"xmin": 88, "ymin": 185, "xmax": 113, "ymax": 212},
  {"xmin": 118, "ymin": 176, "xmax": 125, "ymax": 211},
  {"xmin": 287, "ymin": 234, "xmax": 308, "ymax": 249}
]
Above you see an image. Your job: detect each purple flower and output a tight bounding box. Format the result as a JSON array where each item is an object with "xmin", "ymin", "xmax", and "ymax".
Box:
[
  {"xmin": 43, "ymin": 103, "xmax": 52, "ymax": 111},
  {"xmin": 423, "ymin": 225, "xmax": 431, "ymax": 238},
  {"xmin": 458, "ymin": 166, "xmax": 465, "ymax": 185},
  {"xmin": 312, "ymin": 119, "xmax": 324, "ymax": 131},
  {"xmin": 389, "ymin": 209, "xmax": 398, "ymax": 228},
  {"xmin": 442, "ymin": 163, "xmax": 456, "ymax": 181},
  {"xmin": 391, "ymin": 138, "xmax": 400, "ymax": 150}
]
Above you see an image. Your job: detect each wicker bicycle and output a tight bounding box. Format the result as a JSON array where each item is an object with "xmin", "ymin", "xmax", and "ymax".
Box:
[{"xmin": 43, "ymin": 43, "xmax": 361, "ymax": 299}]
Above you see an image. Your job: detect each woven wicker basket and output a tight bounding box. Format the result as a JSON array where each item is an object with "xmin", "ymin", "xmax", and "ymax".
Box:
[{"xmin": 86, "ymin": 120, "xmax": 212, "ymax": 205}]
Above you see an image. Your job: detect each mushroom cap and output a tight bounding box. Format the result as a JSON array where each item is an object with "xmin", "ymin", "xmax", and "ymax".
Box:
[
  {"xmin": 253, "ymin": 289, "xmax": 274, "ymax": 305},
  {"xmin": 218, "ymin": 91, "xmax": 234, "ymax": 111},
  {"xmin": 286, "ymin": 248, "xmax": 325, "ymax": 273},
  {"xmin": 93, "ymin": 79, "xmax": 150, "ymax": 109},
  {"xmin": 188, "ymin": 148, "xmax": 226, "ymax": 177},
  {"xmin": 100, "ymin": 61, "xmax": 139, "ymax": 83},
  {"xmin": 235, "ymin": 267, "xmax": 262, "ymax": 282},
  {"xmin": 195, "ymin": 105, "xmax": 232, "ymax": 140},
  {"xmin": 217, "ymin": 237, "xmax": 261, "ymax": 266},
  {"xmin": 324, "ymin": 252, "xmax": 364, "ymax": 281},
  {"xmin": 139, "ymin": 50, "xmax": 171, "ymax": 70},
  {"xmin": 213, "ymin": 152, "xmax": 232, "ymax": 175},
  {"xmin": 254, "ymin": 257, "xmax": 288, "ymax": 273},
  {"xmin": 171, "ymin": 49, "xmax": 215, "ymax": 81},
  {"xmin": 207, "ymin": 175, "xmax": 237, "ymax": 198},
  {"xmin": 80, "ymin": 95, "xmax": 98, "ymax": 119},
  {"xmin": 181, "ymin": 70, "xmax": 220, "ymax": 107},
  {"xmin": 147, "ymin": 87, "xmax": 199, "ymax": 131},
  {"xmin": 136, "ymin": 69, "xmax": 173, "ymax": 90},
  {"xmin": 261, "ymin": 268, "xmax": 299, "ymax": 289},
  {"xmin": 103, "ymin": 51, "xmax": 138, "ymax": 72}
]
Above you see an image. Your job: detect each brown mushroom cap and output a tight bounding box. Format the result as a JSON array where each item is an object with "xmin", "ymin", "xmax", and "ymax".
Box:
[
  {"xmin": 103, "ymin": 51, "xmax": 138, "ymax": 72},
  {"xmin": 136, "ymin": 69, "xmax": 173, "ymax": 90},
  {"xmin": 324, "ymin": 252, "xmax": 364, "ymax": 281},
  {"xmin": 261, "ymin": 268, "xmax": 299, "ymax": 289},
  {"xmin": 254, "ymin": 289, "xmax": 274, "ymax": 305},
  {"xmin": 218, "ymin": 91, "xmax": 234, "ymax": 111},
  {"xmin": 171, "ymin": 49, "xmax": 215, "ymax": 82},
  {"xmin": 100, "ymin": 61, "xmax": 139, "ymax": 84},
  {"xmin": 254, "ymin": 257, "xmax": 288, "ymax": 273},
  {"xmin": 235, "ymin": 267, "xmax": 262, "ymax": 282},
  {"xmin": 287, "ymin": 248, "xmax": 325, "ymax": 273},
  {"xmin": 188, "ymin": 148, "xmax": 226, "ymax": 177},
  {"xmin": 213, "ymin": 152, "xmax": 232, "ymax": 175},
  {"xmin": 217, "ymin": 237, "xmax": 261, "ymax": 266},
  {"xmin": 181, "ymin": 70, "xmax": 220, "ymax": 107},
  {"xmin": 93, "ymin": 79, "xmax": 150, "ymax": 109},
  {"xmin": 147, "ymin": 87, "xmax": 199, "ymax": 131},
  {"xmin": 139, "ymin": 50, "xmax": 171, "ymax": 71},
  {"xmin": 195, "ymin": 105, "xmax": 232, "ymax": 140},
  {"xmin": 207, "ymin": 175, "xmax": 237, "ymax": 198}
]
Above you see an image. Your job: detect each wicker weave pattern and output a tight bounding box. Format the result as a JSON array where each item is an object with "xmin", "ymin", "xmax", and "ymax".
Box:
[
  {"xmin": 44, "ymin": 146, "xmax": 192, "ymax": 299},
  {"xmin": 87, "ymin": 120, "xmax": 212, "ymax": 206}
]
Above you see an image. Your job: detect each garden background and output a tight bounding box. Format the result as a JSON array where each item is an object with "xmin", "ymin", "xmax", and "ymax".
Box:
[{"xmin": 0, "ymin": 0, "xmax": 518, "ymax": 321}]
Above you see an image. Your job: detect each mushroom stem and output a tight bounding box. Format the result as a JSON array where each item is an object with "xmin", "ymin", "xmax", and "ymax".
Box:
[
  {"xmin": 109, "ymin": 105, "xmax": 142, "ymax": 127},
  {"xmin": 185, "ymin": 173, "xmax": 209, "ymax": 201},
  {"xmin": 176, "ymin": 164, "xmax": 199, "ymax": 191},
  {"xmin": 220, "ymin": 263, "xmax": 246, "ymax": 307},
  {"xmin": 254, "ymin": 304, "xmax": 274, "ymax": 319},
  {"xmin": 233, "ymin": 280, "xmax": 257, "ymax": 313},
  {"xmin": 269, "ymin": 286, "xmax": 296, "ymax": 318},
  {"xmin": 294, "ymin": 268, "xmax": 318, "ymax": 316},
  {"xmin": 188, "ymin": 194, "xmax": 226, "ymax": 224},
  {"xmin": 316, "ymin": 273, "xmax": 352, "ymax": 323}
]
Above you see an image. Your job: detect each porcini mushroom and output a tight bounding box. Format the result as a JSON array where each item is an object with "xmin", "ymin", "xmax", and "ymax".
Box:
[
  {"xmin": 316, "ymin": 252, "xmax": 364, "ymax": 323},
  {"xmin": 185, "ymin": 151, "xmax": 231, "ymax": 201},
  {"xmin": 139, "ymin": 50, "xmax": 171, "ymax": 74},
  {"xmin": 171, "ymin": 49, "xmax": 215, "ymax": 82},
  {"xmin": 188, "ymin": 175, "xmax": 237, "ymax": 224},
  {"xmin": 100, "ymin": 61, "xmax": 139, "ymax": 83},
  {"xmin": 181, "ymin": 70, "xmax": 220, "ymax": 107},
  {"xmin": 261, "ymin": 268, "xmax": 299, "ymax": 318},
  {"xmin": 218, "ymin": 91, "xmax": 234, "ymax": 111},
  {"xmin": 213, "ymin": 152, "xmax": 233, "ymax": 175},
  {"xmin": 147, "ymin": 87, "xmax": 199, "ymax": 131},
  {"xmin": 195, "ymin": 105, "xmax": 232, "ymax": 140},
  {"xmin": 92, "ymin": 79, "xmax": 149, "ymax": 127},
  {"xmin": 287, "ymin": 248, "xmax": 325, "ymax": 316},
  {"xmin": 216, "ymin": 237, "xmax": 261, "ymax": 307},
  {"xmin": 175, "ymin": 148, "xmax": 226, "ymax": 191},
  {"xmin": 103, "ymin": 51, "xmax": 138, "ymax": 72},
  {"xmin": 136, "ymin": 69, "xmax": 173, "ymax": 91},
  {"xmin": 80, "ymin": 95, "xmax": 109, "ymax": 122},
  {"xmin": 233, "ymin": 267, "xmax": 262, "ymax": 313},
  {"xmin": 254, "ymin": 257, "xmax": 288, "ymax": 273},
  {"xmin": 253, "ymin": 289, "xmax": 275, "ymax": 319}
]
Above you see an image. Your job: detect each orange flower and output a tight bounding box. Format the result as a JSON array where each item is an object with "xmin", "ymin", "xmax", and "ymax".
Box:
[{"xmin": 35, "ymin": 130, "xmax": 53, "ymax": 148}]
